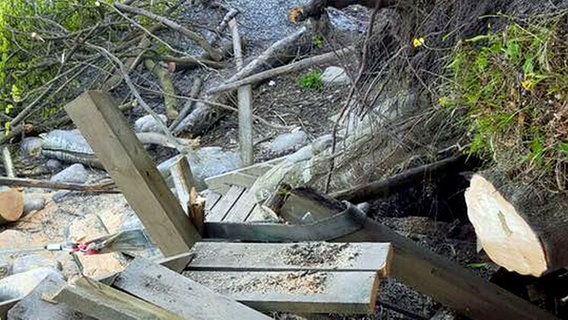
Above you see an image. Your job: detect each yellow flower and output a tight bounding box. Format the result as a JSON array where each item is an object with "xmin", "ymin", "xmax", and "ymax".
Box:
[
  {"xmin": 521, "ymin": 79, "xmax": 534, "ymax": 92},
  {"xmin": 412, "ymin": 37, "xmax": 425, "ymax": 48}
]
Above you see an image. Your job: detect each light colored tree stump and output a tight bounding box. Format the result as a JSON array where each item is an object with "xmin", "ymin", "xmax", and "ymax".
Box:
[{"xmin": 465, "ymin": 171, "xmax": 568, "ymax": 276}]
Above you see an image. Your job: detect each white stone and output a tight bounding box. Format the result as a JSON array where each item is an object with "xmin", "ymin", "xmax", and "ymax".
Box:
[
  {"xmin": 134, "ymin": 114, "xmax": 167, "ymax": 133},
  {"xmin": 321, "ymin": 66, "xmax": 350, "ymax": 86},
  {"xmin": 50, "ymin": 163, "xmax": 88, "ymax": 184}
]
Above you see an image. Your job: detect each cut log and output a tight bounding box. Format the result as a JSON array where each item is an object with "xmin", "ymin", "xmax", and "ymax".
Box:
[
  {"xmin": 465, "ymin": 171, "xmax": 568, "ymax": 277},
  {"xmin": 0, "ymin": 188, "xmax": 24, "ymax": 225}
]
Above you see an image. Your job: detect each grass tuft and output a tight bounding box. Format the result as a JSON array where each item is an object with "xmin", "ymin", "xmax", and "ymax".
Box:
[{"xmin": 439, "ymin": 11, "xmax": 568, "ymax": 189}]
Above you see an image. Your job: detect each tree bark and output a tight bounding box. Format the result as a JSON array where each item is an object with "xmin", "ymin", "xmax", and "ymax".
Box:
[{"xmin": 465, "ymin": 170, "xmax": 568, "ymax": 277}]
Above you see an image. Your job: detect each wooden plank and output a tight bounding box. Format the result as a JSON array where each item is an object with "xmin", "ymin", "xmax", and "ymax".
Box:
[
  {"xmin": 8, "ymin": 275, "xmax": 96, "ymax": 320},
  {"xmin": 113, "ymin": 257, "xmax": 272, "ymax": 320},
  {"xmin": 245, "ymin": 204, "xmax": 277, "ymax": 222},
  {"xmin": 188, "ymin": 242, "xmax": 391, "ymax": 276},
  {"xmin": 205, "ymin": 191, "xmax": 222, "ymax": 213},
  {"xmin": 52, "ymin": 277, "xmax": 183, "ymax": 320},
  {"xmin": 169, "ymin": 156, "xmax": 196, "ymax": 214},
  {"xmin": 205, "ymin": 172, "xmax": 258, "ymax": 195},
  {"xmin": 65, "ymin": 91, "xmax": 199, "ymax": 256},
  {"xmin": 280, "ymin": 189, "xmax": 344, "ymax": 224},
  {"xmin": 206, "ymin": 185, "xmax": 245, "ymax": 222},
  {"xmin": 223, "ymin": 188, "xmax": 257, "ymax": 222},
  {"xmin": 187, "ymin": 270, "xmax": 379, "ymax": 314},
  {"xmin": 204, "ymin": 157, "xmax": 284, "ymax": 194}
]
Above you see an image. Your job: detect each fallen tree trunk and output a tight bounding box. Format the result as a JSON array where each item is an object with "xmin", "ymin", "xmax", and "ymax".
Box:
[
  {"xmin": 144, "ymin": 59, "xmax": 178, "ymax": 119},
  {"xmin": 465, "ymin": 171, "xmax": 568, "ymax": 277}
]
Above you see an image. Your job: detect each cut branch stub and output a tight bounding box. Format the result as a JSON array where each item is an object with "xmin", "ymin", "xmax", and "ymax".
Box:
[{"xmin": 465, "ymin": 171, "xmax": 568, "ymax": 277}]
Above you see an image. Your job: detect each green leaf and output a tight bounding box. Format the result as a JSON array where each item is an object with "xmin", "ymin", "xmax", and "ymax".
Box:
[
  {"xmin": 523, "ymin": 57, "xmax": 534, "ymax": 75},
  {"xmin": 560, "ymin": 143, "xmax": 568, "ymax": 155},
  {"xmin": 467, "ymin": 262, "xmax": 488, "ymax": 269}
]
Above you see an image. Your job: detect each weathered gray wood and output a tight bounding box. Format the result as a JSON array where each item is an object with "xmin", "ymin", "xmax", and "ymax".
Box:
[
  {"xmin": 223, "ymin": 188, "xmax": 258, "ymax": 222},
  {"xmin": 230, "ymin": 18, "xmax": 254, "ymax": 166},
  {"xmin": 206, "ymin": 185, "xmax": 245, "ymax": 221},
  {"xmin": 170, "ymin": 156, "xmax": 196, "ymax": 214},
  {"xmin": 157, "ymin": 252, "xmax": 194, "ymax": 273},
  {"xmin": 65, "ymin": 91, "xmax": 200, "ymax": 256},
  {"xmin": 205, "ymin": 191, "xmax": 222, "ymax": 213},
  {"xmin": 204, "ymin": 157, "xmax": 285, "ymax": 194},
  {"xmin": 113, "ymin": 257, "xmax": 272, "ymax": 320},
  {"xmin": 246, "ymin": 204, "xmax": 277, "ymax": 222},
  {"xmin": 206, "ymin": 172, "xmax": 258, "ymax": 195},
  {"xmin": 187, "ymin": 270, "xmax": 379, "ymax": 314},
  {"xmin": 7, "ymin": 275, "xmax": 95, "ymax": 320},
  {"xmin": 53, "ymin": 277, "xmax": 183, "ymax": 320},
  {"xmin": 188, "ymin": 242, "xmax": 391, "ymax": 276},
  {"xmin": 280, "ymin": 188, "xmax": 344, "ymax": 224}
]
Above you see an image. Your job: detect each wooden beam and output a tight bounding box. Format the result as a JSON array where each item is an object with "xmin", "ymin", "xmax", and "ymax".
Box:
[
  {"xmin": 65, "ymin": 91, "xmax": 200, "ymax": 256},
  {"xmin": 338, "ymin": 205, "xmax": 557, "ymax": 320},
  {"xmin": 113, "ymin": 257, "xmax": 272, "ymax": 320},
  {"xmin": 229, "ymin": 18, "xmax": 254, "ymax": 166},
  {"xmin": 188, "ymin": 242, "xmax": 391, "ymax": 276},
  {"xmin": 187, "ymin": 270, "xmax": 380, "ymax": 314},
  {"xmin": 52, "ymin": 277, "xmax": 184, "ymax": 320}
]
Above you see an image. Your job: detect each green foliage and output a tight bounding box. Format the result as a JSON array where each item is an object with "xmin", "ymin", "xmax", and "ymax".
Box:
[
  {"xmin": 439, "ymin": 12, "xmax": 568, "ymax": 186},
  {"xmin": 0, "ymin": 0, "xmax": 114, "ymax": 132},
  {"xmin": 312, "ymin": 34, "xmax": 324, "ymax": 49},
  {"xmin": 298, "ymin": 70, "xmax": 323, "ymax": 90}
]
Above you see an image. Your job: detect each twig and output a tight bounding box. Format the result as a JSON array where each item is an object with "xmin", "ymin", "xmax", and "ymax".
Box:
[
  {"xmin": 211, "ymin": 8, "xmax": 240, "ymax": 46},
  {"xmin": 144, "ymin": 59, "xmax": 179, "ymax": 119},
  {"xmin": 89, "ymin": 44, "xmax": 187, "ymax": 154},
  {"xmin": 208, "ymin": 46, "xmax": 354, "ymax": 95},
  {"xmin": 2, "ymin": 147, "xmax": 15, "ymax": 178},
  {"xmin": 227, "ymin": 26, "xmax": 307, "ymax": 83},
  {"xmin": 0, "ymin": 176, "xmax": 119, "ymax": 193},
  {"xmin": 114, "ymin": 2, "xmax": 223, "ymax": 61},
  {"xmin": 170, "ymin": 76, "xmax": 202, "ymax": 133}
]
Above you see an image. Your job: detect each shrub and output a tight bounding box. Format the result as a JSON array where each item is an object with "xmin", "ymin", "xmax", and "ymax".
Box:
[{"xmin": 298, "ymin": 69, "xmax": 323, "ymax": 90}]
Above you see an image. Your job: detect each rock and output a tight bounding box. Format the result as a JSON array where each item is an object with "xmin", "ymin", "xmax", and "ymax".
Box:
[
  {"xmin": 45, "ymin": 159, "xmax": 63, "ymax": 172},
  {"xmin": 50, "ymin": 163, "xmax": 88, "ymax": 184},
  {"xmin": 158, "ymin": 147, "xmax": 241, "ymax": 191},
  {"xmin": 41, "ymin": 129, "xmax": 101, "ymax": 168},
  {"xmin": 12, "ymin": 255, "xmax": 61, "ymax": 275},
  {"xmin": 0, "ymin": 258, "xmax": 11, "ymax": 280},
  {"xmin": 321, "ymin": 66, "xmax": 350, "ymax": 86},
  {"xmin": 0, "ymin": 230, "xmax": 36, "ymax": 251},
  {"xmin": 52, "ymin": 190, "xmax": 71, "ymax": 203},
  {"xmin": 0, "ymin": 267, "xmax": 62, "ymax": 301},
  {"xmin": 134, "ymin": 114, "xmax": 167, "ymax": 133},
  {"xmin": 268, "ymin": 130, "xmax": 308, "ymax": 155},
  {"xmin": 23, "ymin": 194, "xmax": 46, "ymax": 215},
  {"xmin": 19, "ymin": 137, "xmax": 44, "ymax": 158}
]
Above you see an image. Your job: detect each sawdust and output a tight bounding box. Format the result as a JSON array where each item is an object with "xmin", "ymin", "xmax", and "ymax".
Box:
[
  {"xmin": 192, "ymin": 271, "xmax": 329, "ymax": 296},
  {"xmin": 282, "ymin": 242, "xmax": 358, "ymax": 269}
]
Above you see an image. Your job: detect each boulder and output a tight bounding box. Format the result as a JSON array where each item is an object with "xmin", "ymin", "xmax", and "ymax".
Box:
[
  {"xmin": 268, "ymin": 129, "xmax": 308, "ymax": 155},
  {"xmin": 134, "ymin": 114, "xmax": 167, "ymax": 133},
  {"xmin": 50, "ymin": 163, "xmax": 88, "ymax": 184}
]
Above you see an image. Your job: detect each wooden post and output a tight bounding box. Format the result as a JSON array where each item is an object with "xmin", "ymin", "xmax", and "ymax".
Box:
[
  {"xmin": 230, "ymin": 19, "xmax": 254, "ymax": 166},
  {"xmin": 65, "ymin": 91, "xmax": 200, "ymax": 256}
]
